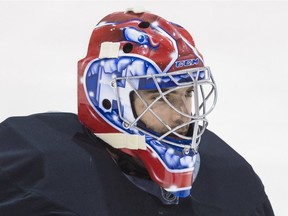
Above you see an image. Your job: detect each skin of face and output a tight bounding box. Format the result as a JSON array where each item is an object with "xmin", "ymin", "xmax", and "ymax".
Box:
[{"xmin": 133, "ymin": 86, "xmax": 193, "ymax": 136}]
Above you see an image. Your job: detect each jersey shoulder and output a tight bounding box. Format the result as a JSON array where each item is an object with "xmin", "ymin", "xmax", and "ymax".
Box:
[{"xmin": 193, "ymin": 129, "xmax": 273, "ymax": 215}]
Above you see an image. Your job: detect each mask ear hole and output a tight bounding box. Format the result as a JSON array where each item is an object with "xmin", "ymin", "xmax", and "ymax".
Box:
[
  {"xmin": 102, "ymin": 99, "xmax": 112, "ymax": 110},
  {"xmin": 138, "ymin": 21, "xmax": 150, "ymax": 28},
  {"xmin": 123, "ymin": 43, "xmax": 133, "ymax": 53}
]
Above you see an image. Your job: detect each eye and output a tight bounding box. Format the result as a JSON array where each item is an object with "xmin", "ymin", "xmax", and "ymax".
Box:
[
  {"xmin": 186, "ymin": 91, "xmax": 193, "ymax": 97},
  {"xmin": 185, "ymin": 88, "xmax": 194, "ymax": 97},
  {"xmin": 149, "ymin": 94, "xmax": 165, "ymax": 103},
  {"xmin": 151, "ymin": 94, "xmax": 161, "ymax": 100},
  {"xmin": 123, "ymin": 27, "xmax": 150, "ymax": 45}
]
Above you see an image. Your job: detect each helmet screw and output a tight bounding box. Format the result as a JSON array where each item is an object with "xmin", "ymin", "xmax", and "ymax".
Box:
[
  {"xmin": 183, "ymin": 147, "xmax": 190, "ymax": 155},
  {"xmin": 122, "ymin": 122, "xmax": 130, "ymax": 129},
  {"xmin": 110, "ymin": 80, "xmax": 116, "ymax": 88}
]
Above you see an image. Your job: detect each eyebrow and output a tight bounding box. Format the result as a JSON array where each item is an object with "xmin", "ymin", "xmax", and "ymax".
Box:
[{"xmin": 147, "ymin": 89, "xmax": 160, "ymax": 93}]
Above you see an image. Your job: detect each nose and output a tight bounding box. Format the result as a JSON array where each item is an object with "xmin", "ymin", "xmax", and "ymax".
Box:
[{"xmin": 171, "ymin": 97, "xmax": 191, "ymax": 122}]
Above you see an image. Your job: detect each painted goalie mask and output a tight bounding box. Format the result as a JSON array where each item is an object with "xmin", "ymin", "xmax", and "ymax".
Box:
[{"xmin": 78, "ymin": 10, "xmax": 217, "ymax": 197}]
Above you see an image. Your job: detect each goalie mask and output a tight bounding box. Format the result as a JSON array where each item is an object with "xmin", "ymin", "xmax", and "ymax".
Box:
[{"xmin": 78, "ymin": 10, "xmax": 217, "ymax": 197}]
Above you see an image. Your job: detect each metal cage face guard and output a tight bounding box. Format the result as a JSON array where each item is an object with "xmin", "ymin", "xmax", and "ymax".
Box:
[
  {"xmin": 78, "ymin": 10, "xmax": 218, "ymax": 197},
  {"xmin": 114, "ymin": 66, "xmax": 217, "ymax": 153}
]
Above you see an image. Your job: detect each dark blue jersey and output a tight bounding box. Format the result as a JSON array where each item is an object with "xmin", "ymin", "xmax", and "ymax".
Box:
[{"xmin": 0, "ymin": 113, "xmax": 274, "ymax": 216}]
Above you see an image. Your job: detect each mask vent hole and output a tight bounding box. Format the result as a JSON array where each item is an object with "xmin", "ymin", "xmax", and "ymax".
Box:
[
  {"xmin": 102, "ymin": 99, "xmax": 112, "ymax": 110},
  {"xmin": 138, "ymin": 21, "xmax": 150, "ymax": 28},
  {"xmin": 123, "ymin": 43, "xmax": 133, "ymax": 53}
]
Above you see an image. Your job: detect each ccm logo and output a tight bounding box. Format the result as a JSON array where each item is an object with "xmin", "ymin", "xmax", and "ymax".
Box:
[{"xmin": 175, "ymin": 58, "xmax": 199, "ymax": 68}]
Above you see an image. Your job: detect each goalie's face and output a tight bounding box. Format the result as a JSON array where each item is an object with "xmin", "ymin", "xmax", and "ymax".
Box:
[{"xmin": 133, "ymin": 86, "xmax": 193, "ymax": 138}]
